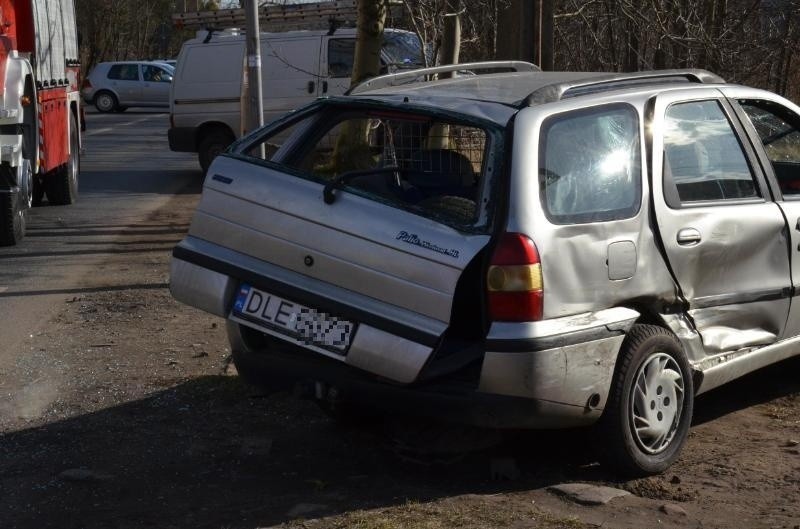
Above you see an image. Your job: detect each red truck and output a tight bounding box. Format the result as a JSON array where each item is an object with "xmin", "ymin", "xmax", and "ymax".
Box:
[{"xmin": 0, "ymin": 0, "xmax": 81, "ymax": 246}]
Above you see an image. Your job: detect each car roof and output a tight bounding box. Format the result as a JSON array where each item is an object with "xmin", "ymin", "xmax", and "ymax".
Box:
[
  {"xmin": 359, "ymin": 70, "xmax": 725, "ymax": 105},
  {"xmin": 349, "ymin": 67, "xmax": 727, "ymax": 124},
  {"xmin": 360, "ymin": 72, "xmax": 612, "ymax": 105}
]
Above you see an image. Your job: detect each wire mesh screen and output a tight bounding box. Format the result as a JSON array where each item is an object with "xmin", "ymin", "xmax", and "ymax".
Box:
[
  {"xmin": 298, "ymin": 117, "xmax": 488, "ymax": 191},
  {"xmin": 247, "ymin": 112, "xmax": 489, "ymax": 225}
]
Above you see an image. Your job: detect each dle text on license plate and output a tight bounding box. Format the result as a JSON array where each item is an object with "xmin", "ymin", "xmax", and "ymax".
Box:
[{"xmin": 232, "ymin": 284, "xmax": 354, "ymax": 354}]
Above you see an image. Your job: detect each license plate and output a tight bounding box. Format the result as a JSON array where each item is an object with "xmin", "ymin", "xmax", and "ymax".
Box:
[{"xmin": 231, "ymin": 284, "xmax": 355, "ymax": 355}]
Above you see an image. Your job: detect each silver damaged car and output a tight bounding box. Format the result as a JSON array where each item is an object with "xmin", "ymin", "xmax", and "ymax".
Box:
[{"xmin": 170, "ymin": 61, "xmax": 800, "ymax": 475}]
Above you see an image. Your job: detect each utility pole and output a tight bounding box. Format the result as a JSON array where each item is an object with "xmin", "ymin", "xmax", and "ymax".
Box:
[{"xmin": 242, "ymin": 0, "xmax": 264, "ymax": 138}]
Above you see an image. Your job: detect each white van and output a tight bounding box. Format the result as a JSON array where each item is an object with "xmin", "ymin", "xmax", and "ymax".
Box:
[{"xmin": 168, "ymin": 28, "xmax": 425, "ymax": 172}]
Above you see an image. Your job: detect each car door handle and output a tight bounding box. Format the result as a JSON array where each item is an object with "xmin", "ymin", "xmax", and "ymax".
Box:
[
  {"xmin": 677, "ymin": 228, "xmax": 701, "ymax": 246},
  {"xmin": 307, "ymin": 81, "xmax": 315, "ymax": 94}
]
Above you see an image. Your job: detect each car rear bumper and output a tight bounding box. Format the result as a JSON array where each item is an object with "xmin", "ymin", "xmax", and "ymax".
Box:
[
  {"xmin": 169, "ymin": 238, "xmax": 445, "ymax": 384},
  {"xmin": 479, "ymin": 309, "xmax": 639, "ymax": 412},
  {"xmin": 170, "ymin": 240, "xmax": 639, "ymax": 429},
  {"xmin": 227, "ymin": 320, "xmax": 603, "ymax": 429},
  {"xmin": 168, "ymin": 127, "xmax": 197, "ymax": 152}
]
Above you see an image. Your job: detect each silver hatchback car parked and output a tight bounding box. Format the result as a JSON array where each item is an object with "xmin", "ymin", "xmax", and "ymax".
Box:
[
  {"xmin": 170, "ymin": 61, "xmax": 800, "ymax": 475},
  {"xmin": 82, "ymin": 61, "xmax": 175, "ymax": 112}
]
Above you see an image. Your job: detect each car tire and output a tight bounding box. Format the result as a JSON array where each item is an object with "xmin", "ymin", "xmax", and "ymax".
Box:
[
  {"xmin": 46, "ymin": 114, "xmax": 80, "ymax": 205},
  {"xmin": 227, "ymin": 321, "xmax": 295, "ymax": 392},
  {"xmin": 94, "ymin": 91, "xmax": 118, "ymax": 113},
  {"xmin": 198, "ymin": 130, "xmax": 234, "ymax": 174},
  {"xmin": 600, "ymin": 324, "xmax": 694, "ymax": 476}
]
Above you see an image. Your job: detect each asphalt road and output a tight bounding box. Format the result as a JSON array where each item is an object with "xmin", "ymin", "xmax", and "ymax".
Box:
[{"xmin": 0, "ymin": 110, "xmax": 201, "ymax": 362}]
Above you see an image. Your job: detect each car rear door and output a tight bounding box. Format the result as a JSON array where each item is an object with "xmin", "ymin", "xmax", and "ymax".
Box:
[
  {"xmin": 650, "ymin": 88, "xmax": 792, "ymax": 354},
  {"xmin": 106, "ymin": 63, "xmax": 143, "ymax": 105}
]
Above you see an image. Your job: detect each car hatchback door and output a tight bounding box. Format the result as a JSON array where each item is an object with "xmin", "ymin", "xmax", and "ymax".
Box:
[
  {"xmin": 650, "ymin": 88, "xmax": 792, "ymax": 354},
  {"xmin": 182, "ymin": 102, "xmax": 501, "ymax": 382}
]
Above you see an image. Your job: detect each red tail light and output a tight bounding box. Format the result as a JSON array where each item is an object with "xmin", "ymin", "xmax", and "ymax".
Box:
[
  {"xmin": 487, "ymin": 232, "xmax": 543, "ymax": 322},
  {"xmin": 81, "ymin": 79, "xmax": 92, "ymax": 90}
]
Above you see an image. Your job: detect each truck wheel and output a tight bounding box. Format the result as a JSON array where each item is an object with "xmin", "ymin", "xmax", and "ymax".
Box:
[
  {"xmin": 600, "ymin": 324, "xmax": 694, "ymax": 476},
  {"xmin": 0, "ymin": 191, "xmax": 24, "ymax": 246},
  {"xmin": 46, "ymin": 114, "xmax": 80, "ymax": 205},
  {"xmin": 198, "ymin": 130, "xmax": 234, "ymax": 174},
  {"xmin": 0, "ymin": 164, "xmax": 28, "ymax": 246},
  {"xmin": 94, "ymin": 91, "xmax": 118, "ymax": 113}
]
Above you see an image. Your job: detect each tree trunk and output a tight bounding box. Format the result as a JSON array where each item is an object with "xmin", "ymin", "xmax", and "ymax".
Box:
[
  {"xmin": 429, "ymin": 0, "xmax": 461, "ymax": 150},
  {"xmin": 540, "ymin": 0, "xmax": 554, "ymax": 70},
  {"xmin": 439, "ymin": 0, "xmax": 461, "ymax": 70},
  {"xmin": 330, "ymin": 0, "xmax": 389, "ymax": 175},
  {"xmin": 495, "ymin": 0, "xmax": 520, "ymax": 60},
  {"xmin": 350, "ymin": 0, "xmax": 388, "ymax": 88}
]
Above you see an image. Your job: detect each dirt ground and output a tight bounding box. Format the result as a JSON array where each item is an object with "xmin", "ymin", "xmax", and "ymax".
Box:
[{"xmin": 1, "ymin": 191, "xmax": 799, "ymax": 529}]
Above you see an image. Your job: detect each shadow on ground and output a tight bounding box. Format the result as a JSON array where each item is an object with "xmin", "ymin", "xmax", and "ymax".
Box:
[
  {"xmin": 0, "ymin": 375, "xmax": 599, "ymax": 529},
  {"xmin": 77, "ymin": 169, "xmax": 204, "ymax": 196},
  {"xmin": 2, "ymin": 356, "xmax": 798, "ymax": 529}
]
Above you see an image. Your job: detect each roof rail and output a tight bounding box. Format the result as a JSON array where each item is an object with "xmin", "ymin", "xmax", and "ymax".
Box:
[
  {"xmin": 348, "ymin": 61, "xmax": 540, "ymax": 95},
  {"xmin": 524, "ymin": 69, "xmax": 726, "ymax": 106}
]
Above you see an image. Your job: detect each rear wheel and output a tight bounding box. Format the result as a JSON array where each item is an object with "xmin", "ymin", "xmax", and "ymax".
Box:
[
  {"xmin": 198, "ymin": 130, "xmax": 234, "ymax": 174},
  {"xmin": 0, "ymin": 162, "xmax": 31, "ymax": 246},
  {"xmin": 227, "ymin": 323, "xmax": 295, "ymax": 394},
  {"xmin": 601, "ymin": 324, "xmax": 694, "ymax": 476},
  {"xmin": 94, "ymin": 91, "xmax": 117, "ymax": 113},
  {"xmin": 46, "ymin": 113, "xmax": 80, "ymax": 205}
]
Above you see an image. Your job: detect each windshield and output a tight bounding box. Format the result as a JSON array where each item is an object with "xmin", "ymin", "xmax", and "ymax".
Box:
[{"xmin": 383, "ymin": 32, "xmax": 426, "ymax": 67}]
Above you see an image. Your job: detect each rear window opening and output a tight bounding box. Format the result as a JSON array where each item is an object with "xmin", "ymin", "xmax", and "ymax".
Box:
[{"xmin": 238, "ymin": 106, "xmax": 496, "ymax": 231}]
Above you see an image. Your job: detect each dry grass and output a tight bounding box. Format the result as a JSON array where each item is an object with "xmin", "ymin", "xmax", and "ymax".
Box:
[
  {"xmin": 280, "ymin": 495, "xmax": 590, "ymax": 529},
  {"xmin": 763, "ymin": 394, "xmax": 800, "ymax": 426}
]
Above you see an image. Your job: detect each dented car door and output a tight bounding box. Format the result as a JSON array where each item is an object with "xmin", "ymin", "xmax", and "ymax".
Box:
[
  {"xmin": 650, "ymin": 88, "xmax": 793, "ymax": 354},
  {"xmin": 725, "ymin": 86, "xmax": 800, "ymax": 340}
]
